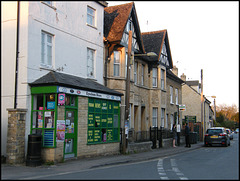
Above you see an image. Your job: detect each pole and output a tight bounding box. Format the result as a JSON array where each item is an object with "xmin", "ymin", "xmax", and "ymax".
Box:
[
  {"xmin": 14, "ymin": 1, "xmax": 20, "ymax": 109},
  {"xmin": 201, "ymin": 69, "xmax": 204, "ymax": 141},
  {"xmin": 122, "ymin": 30, "xmax": 132, "ymax": 154},
  {"xmin": 214, "ymin": 98, "xmax": 216, "ymax": 127}
]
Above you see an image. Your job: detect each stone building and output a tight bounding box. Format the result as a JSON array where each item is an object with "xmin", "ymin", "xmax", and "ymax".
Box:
[
  {"xmin": 104, "ymin": 2, "xmax": 177, "ymax": 142},
  {"xmin": 180, "ymin": 73, "xmax": 214, "ymax": 140},
  {"xmin": 166, "ymin": 66, "xmax": 184, "ymax": 130}
]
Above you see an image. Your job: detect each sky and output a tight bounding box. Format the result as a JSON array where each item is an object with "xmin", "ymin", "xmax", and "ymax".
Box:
[{"xmin": 107, "ymin": 1, "xmax": 239, "ymax": 109}]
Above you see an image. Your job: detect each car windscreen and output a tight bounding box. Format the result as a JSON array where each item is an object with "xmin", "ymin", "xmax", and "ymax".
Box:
[{"xmin": 207, "ymin": 129, "xmax": 223, "ymax": 135}]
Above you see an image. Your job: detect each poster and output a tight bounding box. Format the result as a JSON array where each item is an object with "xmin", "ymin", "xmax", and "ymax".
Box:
[{"xmin": 57, "ymin": 120, "xmax": 65, "ymax": 142}]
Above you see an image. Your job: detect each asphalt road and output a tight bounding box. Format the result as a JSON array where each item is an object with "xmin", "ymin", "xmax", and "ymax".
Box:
[{"xmin": 29, "ymin": 133, "xmax": 239, "ymax": 180}]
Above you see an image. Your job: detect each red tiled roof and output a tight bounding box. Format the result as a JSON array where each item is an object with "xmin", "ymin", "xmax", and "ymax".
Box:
[{"xmin": 104, "ymin": 2, "xmax": 134, "ymax": 42}]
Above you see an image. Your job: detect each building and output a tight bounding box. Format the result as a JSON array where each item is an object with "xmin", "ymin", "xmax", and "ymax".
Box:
[
  {"xmin": 104, "ymin": 2, "xmax": 178, "ymax": 142},
  {"xmin": 180, "ymin": 73, "xmax": 213, "ymax": 140},
  {"xmin": 2, "ymin": 1, "xmax": 124, "ymax": 164},
  {"xmin": 166, "ymin": 66, "xmax": 184, "ymax": 130}
]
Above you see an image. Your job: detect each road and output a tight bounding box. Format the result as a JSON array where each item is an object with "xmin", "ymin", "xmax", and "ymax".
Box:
[{"xmin": 27, "ymin": 133, "xmax": 238, "ymax": 180}]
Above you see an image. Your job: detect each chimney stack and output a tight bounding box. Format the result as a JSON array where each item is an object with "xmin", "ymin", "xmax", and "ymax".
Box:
[
  {"xmin": 180, "ymin": 73, "xmax": 186, "ymax": 81},
  {"xmin": 172, "ymin": 65, "xmax": 178, "ymax": 76}
]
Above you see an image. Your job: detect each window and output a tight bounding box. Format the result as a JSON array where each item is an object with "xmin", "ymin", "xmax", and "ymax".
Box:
[
  {"xmin": 161, "ymin": 108, "xmax": 165, "ymax": 128},
  {"xmin": 41, "ymin": 31, "xmax": 53, "ymax": 68},
  {"xmin": 141, "ymin": 64, "xmax": 145, "ymax": 86},
  {"xmin": 87, "ymin": 98, "xmax": 120, "ymax": 144},
  {"xmin": 170, "ymin": 114, "xmax": 174, "ymax": 130},
  {"xmin": 170, "ymin": 86, "xmax": 173, "ymax": 104},
  {"xmin": 114, "ymin": 51, "xmax": 120, "ymax": 76},
  {"xmin": 134, "ymin": 61, "xmax": 138, "ymax": 84},
  {"xmin": 43, "ymin": 1, "xmax": 52, "ymax": 5},
  {"xmin": 160, "ymin": 41, "xmax": 169, "ymax": 66},
  {"xmin": 87, "ymin": 48, "xmax": 95, "ymax": 78},
  {"xmin": 31, "ymin": 93, "xmax": 57, "ymax": 147},
  {"xmin": 87, "ymin": 6, "xmax": 95, "ymax": 27},
  {"xmin": 152, "ymin": 68, "xmax": 158, "ymax": 87},
  {"xmin": 152, "ymin": 108, "xmax": 158, "ymax": 127},
  {"xmin": 161, "ymin": 69, "xmax": 165, "ymax": 90},
  {"xmin": 175, "ymin": 88, "xmax": 178, "ymax": 105}
]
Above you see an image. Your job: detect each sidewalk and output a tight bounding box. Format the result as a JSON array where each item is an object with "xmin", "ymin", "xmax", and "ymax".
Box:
[{"xmin": 1, "ymin": 142, "xmax": 204, "ymax": 180}]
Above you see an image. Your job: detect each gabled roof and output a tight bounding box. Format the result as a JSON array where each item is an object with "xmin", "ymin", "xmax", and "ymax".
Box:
[
  {"xmin": 29, "ymin": 71, "xmax": 123, "ymax": 96},
  {"xmin": 141, "ymin": 30, "xmax": 173, "ymax": 69},
  {"xmin": 166, "ymin": 69, "xmax": 185, "ymax": 84},
  {"xmin": 104, "ymin": 2, "xmax": 144, "ymax": 52}
]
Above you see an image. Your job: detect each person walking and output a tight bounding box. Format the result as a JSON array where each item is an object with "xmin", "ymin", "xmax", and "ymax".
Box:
[
  {"xmin": 172, "ymin": 124, "xmax": 177, "ymax": 148},
  {"xmin": 185, "ymin": 122, "xmax": 191, "ymax": 147}
]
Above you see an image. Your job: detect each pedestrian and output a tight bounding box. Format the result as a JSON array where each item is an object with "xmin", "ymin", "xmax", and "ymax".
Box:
[
  {"xmin": 185, "ymin": 122, "xmax": 191, "ymax": 147},
  {"xmin": 172, "ymin": 124, "xmax": 177, "ymax": 148}
]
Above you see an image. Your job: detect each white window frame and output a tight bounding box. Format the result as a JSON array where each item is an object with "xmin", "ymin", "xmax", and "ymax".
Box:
[
  {"xmin": 170, "ymin": 86, "xmax": 173, "ymax": 104},
  {"xmin": 152, "ymin": 108, "xmax": 158, "ymax": 127},
  {"xmin": 41, "ymin": 31, "xmax": 53, "ymax": 68},
  {"xmin": 161, "ymin": 108, "xmax": 165, "ymax": 128},
  {"xmin": 175, "ymin": 88, "xmax": 179, "ymax": 105},
  {"xmin": 87, "ymin": 48, "xmax": 95, "ymax": 78},
  {"xmin": 152, "ymin": 68, "xmax": 158, "ymax": 87},
  {"xmin": 87, "ymin": 6, "xmax": 96, "ymax": 27},
  {"xmin": 114, "ymin": 51, "xmax": 120, "ymax": 77},
  {"xmin": 141, "ymin": 64, "xmax": 145, "ymax": 86},
  {"xmin": 134, "ymin": 61, "xmax": 138, "ymax": 84},
  {"xmin": 170, "ymin": 114, "xmax": 174, "ymax": 130},
  {"xmin": 161, "ymin": 69, "xmax": 165, "ymax": 90}
]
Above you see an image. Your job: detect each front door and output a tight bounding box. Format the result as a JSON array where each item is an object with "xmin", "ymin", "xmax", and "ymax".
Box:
[{"xmin": 64, "ymin": 109, "xmax": 77, "ymax": 159}]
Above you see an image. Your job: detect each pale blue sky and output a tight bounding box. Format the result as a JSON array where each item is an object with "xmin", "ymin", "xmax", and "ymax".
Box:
[{"xmin": 107, "ymin": 1, "xmax": 239, "ymax": 109}]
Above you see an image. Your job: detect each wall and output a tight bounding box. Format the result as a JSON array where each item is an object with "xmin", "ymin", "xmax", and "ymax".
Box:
[{"xmin": 1, "ymin": 1, "xmax": 105, "ymax": 157}]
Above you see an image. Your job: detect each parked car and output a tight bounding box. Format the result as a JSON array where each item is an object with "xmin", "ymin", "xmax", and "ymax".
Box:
[
  {"xmin": 235, "ymin": 128, "xmax": 239, "ymax": 133},
  {"xmin": 204, "ymin": 127, "xmax": 230, "ymax": 147},
  {"xmin": 226, "ymin": 128, "xmax": 233, "ymax": 140}
]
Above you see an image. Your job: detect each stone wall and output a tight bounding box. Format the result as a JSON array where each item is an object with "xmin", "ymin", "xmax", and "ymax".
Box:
[{"xmin": 6, "ymin": 109, "xmax": 27, "ymax": 164}]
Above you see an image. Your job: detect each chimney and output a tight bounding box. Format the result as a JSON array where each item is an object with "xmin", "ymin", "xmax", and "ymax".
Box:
[
  {"xmin": 172, "ymin": 65, "xmax": 178, "ymax": 76},
  {"xmin": 180, "ymin": 73, "xmax": 186, "ymax": 81}
]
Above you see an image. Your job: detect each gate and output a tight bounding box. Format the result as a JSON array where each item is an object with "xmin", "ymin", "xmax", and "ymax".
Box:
[{"xmin": 150, "ymin": 127, "xmax": 158, "ymax": 149}]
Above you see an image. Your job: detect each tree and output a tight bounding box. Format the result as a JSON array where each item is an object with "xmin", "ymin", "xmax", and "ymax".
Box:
[{"xmin": 216, "ymin": 104, "xmax": 239, "ymax": 129}]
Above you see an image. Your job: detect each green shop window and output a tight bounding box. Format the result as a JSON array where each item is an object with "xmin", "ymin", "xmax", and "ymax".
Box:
[
  {"xmin": 31, "ymin": 93, "xmax": 57, "ymax": 147},
  {"xmin": 87, "ymin": 98, "xmax": 120, "ymax": 144}
]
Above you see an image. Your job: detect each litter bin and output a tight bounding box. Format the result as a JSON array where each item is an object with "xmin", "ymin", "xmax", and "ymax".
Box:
[
  {"xmin": 189, "ymin": 132, "xmax": 197, "ymax": 144},
  {"xmin": 26, "ymin": 134, "xmax": 42, "ymax": 166}
]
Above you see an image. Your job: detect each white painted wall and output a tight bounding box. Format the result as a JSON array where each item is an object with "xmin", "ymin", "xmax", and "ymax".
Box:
[{"xmin": 1, "ymin": 1, "xmax": 105, "ymax": 156}]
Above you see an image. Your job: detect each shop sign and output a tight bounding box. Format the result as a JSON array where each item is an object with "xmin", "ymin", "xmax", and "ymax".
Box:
[
  {"xmin": 57, "ymin": 120, "xmax": 65, "ymax": 142},
  {"xmin": 58, "ymin": 93, "xmax": 65, "ymax": 105},
  {"xmin": 47, "ymin": 101, "xmax": 55, "ymax": 109},
  {"xmin": 57, "ymin": 86, "xmax": 121, "ymax": 101},
  {"xmin": 179, "ymin": 104, "xmax": 186, "ymax": 111}
]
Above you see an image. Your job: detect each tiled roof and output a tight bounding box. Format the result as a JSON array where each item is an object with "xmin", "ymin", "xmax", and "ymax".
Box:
[
  {"xmin": 104, "ymin": 2, "xmax": 134, "ymax": 42},
  {"xmin": 142, "ymin": 30, "xmax": 173, "ymax": 68},
  {"xmin": 142, "ymin": 30, "xmax": 165, "ymax": 59},
  {"xmin": 167, "ymin": 69, "xmax": 184, "ymax": 84},
  {"xmin": 29, "ymin": 71, "xmax": 123, "ymax": 96},
  {"xmin": 186, "ymin": 80, "xmax": 201, "ymax": 87}
]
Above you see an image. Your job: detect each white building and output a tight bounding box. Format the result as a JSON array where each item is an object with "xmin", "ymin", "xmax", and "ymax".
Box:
[{"xmin": 1, "ymin": 1, "xmax": 110, "ymax": 159}]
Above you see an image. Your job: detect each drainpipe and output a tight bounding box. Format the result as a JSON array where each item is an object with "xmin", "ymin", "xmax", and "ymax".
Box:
[
  {"xmin": 104, "ymin": 39, "xmax": 110, "ymax": 87},
  {"xmin": 14, "ymin": 1, "xmax": 20, "ymax": 109}
]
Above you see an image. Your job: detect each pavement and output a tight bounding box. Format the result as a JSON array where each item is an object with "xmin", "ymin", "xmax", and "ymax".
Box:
[{"xmin": 1, "ymin": 141, "xmax": 204, "ymax": 180}]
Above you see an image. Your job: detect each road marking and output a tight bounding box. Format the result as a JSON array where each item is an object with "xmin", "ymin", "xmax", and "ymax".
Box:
[{"xmin": 157, "ymin": 158, "xmax": 189, "ymax": 180}]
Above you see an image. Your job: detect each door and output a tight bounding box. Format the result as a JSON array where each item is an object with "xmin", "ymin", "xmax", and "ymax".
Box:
[{"xmin": 64, "ymin": 109, "xmax": 77, "ymax": 159}]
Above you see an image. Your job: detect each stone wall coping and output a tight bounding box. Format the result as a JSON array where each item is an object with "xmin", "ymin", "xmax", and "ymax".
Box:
[{"xmin": 7, "ymin": 108, "xmax": 28, "ymax": 112}]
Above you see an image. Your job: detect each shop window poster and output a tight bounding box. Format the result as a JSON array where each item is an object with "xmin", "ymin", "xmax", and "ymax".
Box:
[{"xmin": 57, "ymin": 120, "xmax": 65, "ymax": 142}]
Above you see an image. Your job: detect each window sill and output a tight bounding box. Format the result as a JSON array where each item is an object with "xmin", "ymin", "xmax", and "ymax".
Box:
[
  {"xmin": 86, "ymin": 23, "xmax": 97, "ymax": 30},
  {"xmin": 41, "ymin": 1, "xmax": 57, "ymax": 10},
  {"xmin": 39, "ymin": 65, "xmax": 54, "ymax": 71}
]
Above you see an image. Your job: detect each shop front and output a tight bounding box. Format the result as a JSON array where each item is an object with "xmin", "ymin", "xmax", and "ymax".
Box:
[{"xmin": 29, "ymin": 72, "xmax": 122, "ymax": 163}]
